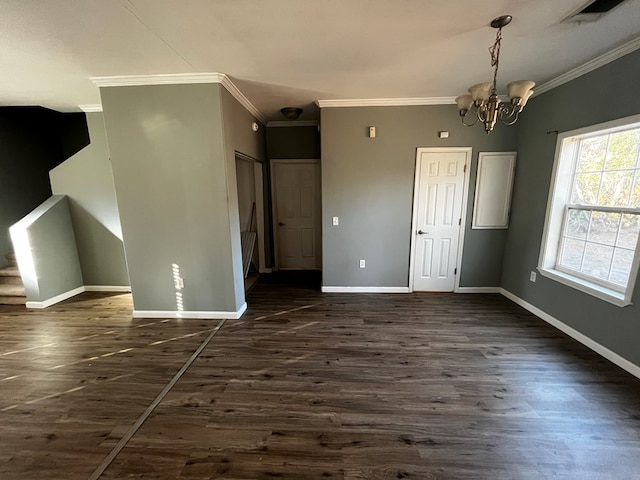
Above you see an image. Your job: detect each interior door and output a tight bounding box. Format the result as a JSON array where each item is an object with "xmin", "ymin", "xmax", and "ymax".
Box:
[
  {"xmin": 272, "ymin": 160, "xmax": 321, "ymax": 269},
  {"xmin": 412, "ymin": 149, "xmax": 469, "ymax": 291}
]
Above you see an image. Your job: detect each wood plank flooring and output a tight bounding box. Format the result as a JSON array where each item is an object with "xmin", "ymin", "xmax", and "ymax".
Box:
[{"xmin": 1, "ymin": 283, "xmax": 640, "ymax": 479}]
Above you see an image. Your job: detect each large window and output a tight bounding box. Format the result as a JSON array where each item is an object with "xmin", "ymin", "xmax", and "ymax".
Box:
[{"xmin": 539, "ymin": 114, "xmax": 640, "ymax": 306}]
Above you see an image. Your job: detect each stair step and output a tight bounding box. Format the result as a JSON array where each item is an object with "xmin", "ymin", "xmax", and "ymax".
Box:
[
  {"xmin": 0, "ymin": 284, "xmax": 25, "ymax": 297},
  {"xmin": 0, "ymin": 296, "xmax": 26, "ymax": 305},
  {"xmin": 5, "ymin": 252, "xmax": 18, "ymax": 268},
  {"xmin": 0, "ymin": 267, "xmax": 20, "ymax": 277},
  {"xmin": 0, "ymin": 276, "xmax": 23, "ymax": 285}
]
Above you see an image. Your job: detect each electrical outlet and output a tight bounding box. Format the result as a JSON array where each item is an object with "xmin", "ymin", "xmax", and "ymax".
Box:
[
  {"xmin": 332, "ymin": 216, "xmax": 339, "ymax": 226},
  {"xmin": 175, "ymin": 277, "xmax": 185, "ymax": 289},
  {"xmin": 530, "ymin": 271, "xmax": 537, "ymax": 282},
  {"xmin": 359, "ymin": 259, "xmax": 366, "ymax": 268}
]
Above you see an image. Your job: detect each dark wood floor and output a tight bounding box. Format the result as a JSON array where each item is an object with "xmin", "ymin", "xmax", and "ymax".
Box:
[{"xmin": 1, "ymin": 281, "xmax": 640, "ymax": 479}]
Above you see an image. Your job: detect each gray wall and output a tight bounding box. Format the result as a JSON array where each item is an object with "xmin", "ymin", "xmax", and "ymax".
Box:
[
  {"xmin": 50, "ymin": 112, "xmax": 129, "ymax": 286},
  {"xmin": 10, "ymin": 195, "xmax": 83, "ymax": 302},
  {"xmin": 321, "ymin": 105, "xmax": 517, "ymax": 288},
  {"xmin": 220, "ymin": 87, "xmax": 266, "ymax": 306},
  {"xmin": 101, "ymin": 83, "xmax": 244, "ymax": 314},
  {"xmin": 502, "ymin": 49, "xmax": 640, "ymax": 366}
]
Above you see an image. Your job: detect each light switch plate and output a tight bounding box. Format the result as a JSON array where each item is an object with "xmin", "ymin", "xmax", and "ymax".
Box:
[{"xmin": 332, "ymin": 216, "xmax": 339, "ymax": 226}]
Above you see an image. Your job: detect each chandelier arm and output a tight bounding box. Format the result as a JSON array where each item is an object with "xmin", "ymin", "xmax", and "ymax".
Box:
[
  {"xmin": 498, "ymin": 103, "xmax": 517, "ymax": 121},
  {"xmin": 461, "ymin": 115, "xmax": 479, "ymax": 127},
  {"xmin": 476, "ymin": 105, "xmax": 488, "ymax": 122},
  {"xmin": 500, "ymin": 110, "xmax": 520, "ymax": 126}
]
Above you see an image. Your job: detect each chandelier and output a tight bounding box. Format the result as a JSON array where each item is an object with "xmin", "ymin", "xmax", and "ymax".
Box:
[{"xmin": 455, "ymin": 15, "xmax": 535, "ymax": 134}]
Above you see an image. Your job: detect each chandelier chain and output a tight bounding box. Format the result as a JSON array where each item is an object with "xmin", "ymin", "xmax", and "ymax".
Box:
[{"xmin": 489, "ymin": 28, "xmax": 502, "ymax": 93}]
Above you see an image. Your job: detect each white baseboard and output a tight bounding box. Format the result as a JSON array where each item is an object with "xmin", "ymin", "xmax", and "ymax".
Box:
[
  {"xmin": 500, "ymin": 288, "xmax": 640, "ymax": 380},
  {"xmin": 26, "ymin": 286, "xmax": 85, "ymax": 309},
  {"xmin": 133, "ymin": 302, "xmax": 247, "ymax": 320},
  {"xmin": 259, "ymin": 268, "xmax": 272, "ymax": 274},
  {"xmin": 455, "ymin": 287, "xmax": 501, "ymax": 293},
  {"xmin": 321, "ymin": 286, "xmax": 409, "ymax": 293},
  {"xmin": 84, "ymin": 285, "xmax": 131, "ymax": 292}
]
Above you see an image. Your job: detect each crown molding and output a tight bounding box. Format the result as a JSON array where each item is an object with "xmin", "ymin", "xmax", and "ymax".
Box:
[
  {"xmin": 316, "ymin": 97, "xmax": 456, "ymax": 108},
  {"xmin": 89, "ymin": 72, "xmax": 265, "ymax": 124},
  {"xmin": 79, "ymin": 104, "xmax": 103, "ymax": 113},
  {"xmin": 216, "ymin": 74, "xmax": 265, "ymax": 124},
  {"xmin": 535, "ymin": 35, "xmax": 640, "ymax": 95},
  {"xmin": 266, "ymin": 120, "xmax": 318, "ymax": 127},
  {"xmin": 90, "ymin": 72, "xmax": 224, "ymax": 87}
]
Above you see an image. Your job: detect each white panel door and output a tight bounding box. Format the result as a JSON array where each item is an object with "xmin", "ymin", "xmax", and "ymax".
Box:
[
  {"xmin": 272, "ymin": 161, "xmax": 321, "ymax": 269},
  {"xmin": 412, "ymin": 150, "xmax": 468, "ymax": 291}
]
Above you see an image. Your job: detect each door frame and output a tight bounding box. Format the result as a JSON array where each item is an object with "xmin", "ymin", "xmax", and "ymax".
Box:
[
  {"xmin": 270, "ymin": 158, "xmax": 321, "ymax": 271},
  {"xmin": 408, "ymin": 147, "xmax": 472, "ymax": 293},
  {"xmin": 235, "ymin": 152, "xmax": 268, "ymax": 273}
]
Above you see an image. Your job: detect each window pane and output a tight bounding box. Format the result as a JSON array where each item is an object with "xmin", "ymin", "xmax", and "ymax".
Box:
[
  {"xmin": 610, "ymin": 248, "xmax": 634, "ymax": 287},
  {"xmin": 587, "ymin": 211, "xmax": 620, "ymax": 245},
  {"xmin": 604, "ymin": 129, "xmax": 640, "ymax": 171},
  {"xmin": 631, "ymin": 174, "xmax": 640, "ymax": 208},
  {"xmin": 597, "ymin": 171, "xmax": 633, "ymax": 207},
  {"xmin": 582, "ymin": 243, "xmax": 614, "ymax": 280},
  {"xmin": 618, "ymin": 214, "xmax": 640, "ymax": 249},
  {"xmin": 559, "ymin": 238, "xmax": 585, "ymax": 271},
  {"xmin": 576, "ymin": 136, "xmax": 607, "ymax": 173},
  {"xmin": 565, "ymin": 209, "xmax": 590, "ymax": 240},
  {"xmin": 572, "ymin": 172, "xmax": 601, "ymax": 205}
]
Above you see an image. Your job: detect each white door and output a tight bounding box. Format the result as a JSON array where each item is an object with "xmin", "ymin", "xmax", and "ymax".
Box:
[
  {"xmin": 272, "ymin": 160, "xmax": 321, "ymax": 269},
  {"xmin": 411, "ymin": 148, "xmax": 470, "ymax": 291}
]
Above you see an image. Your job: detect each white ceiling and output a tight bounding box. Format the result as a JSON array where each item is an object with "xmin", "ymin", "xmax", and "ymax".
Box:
[{"xmin": 1, "ymin": 0, "xmax": 639, "ymax": 122}]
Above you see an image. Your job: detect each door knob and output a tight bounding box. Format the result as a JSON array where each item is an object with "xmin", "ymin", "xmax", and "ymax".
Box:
[
  {"xmin": 417, "ymin": 230, "xmax": 428, "ymax": 235},
  {"xmin": 279, "ymin": 222, "xmax": 285, "ymax": 226}
]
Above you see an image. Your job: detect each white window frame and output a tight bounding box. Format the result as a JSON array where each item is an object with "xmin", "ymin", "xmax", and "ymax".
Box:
[{"xmin": 538, "ymin": 113, "xmax": 640, "ymax": 307}]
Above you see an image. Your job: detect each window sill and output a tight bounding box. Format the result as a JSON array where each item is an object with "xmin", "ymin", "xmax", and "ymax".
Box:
[{"xmin": 537, "ymin": 267, "xmax": 633, "ymax": 307}]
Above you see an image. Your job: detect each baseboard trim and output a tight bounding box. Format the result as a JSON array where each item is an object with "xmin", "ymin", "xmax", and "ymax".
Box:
[
  {"xmin": 133, "ymin": 302, "xmax": 247, "ymax": 320},
  {"xmin": 499, "ymin": 288, "xmax": 640, "ymax": 380},
  {"xmin": 259, "ymin": 268, "xmax": 272, "ymax": 274},
  {"xmin": 321, "ymin": 286, "xmax": 409, "ymax": 293},
  {"xmin": 84, "ymin": 285, "xmax": 131, "ymax": 292},
  {"xmin": 455, "ymin": 287, "xmax": 501, "ymax": 293},
  {"xmin": 26, "ymin": 286, "xmax": 85, "ymax": 309}
]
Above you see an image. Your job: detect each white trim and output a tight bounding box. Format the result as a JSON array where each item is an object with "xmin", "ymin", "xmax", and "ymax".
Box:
[
  {"xmin": 537, "ymin": 268, "xmax": 631, "ymax": 307},
  {"xmin": 91, "ymin": 72, "xmax": 225, "ymax": 87},
  {"xmin": 408, "ymin": 147, "xmax": 472, "ymax": 293},
  {"xmin": 316, "ymin": 97, "xmax": 456, "ymax": 108},
  {"xmin": 535, "ymin": 36, "xmax": 640, "ymax": 95},
  {"xmin": 26, "ymin": 286, "xmax": 85, "ymax": 309},
  {"xmin": 79, "ymin": 104, "xmax": 103, "ymax": 113},
  {"xmin": 259, "ymin": 268, "xmax": 272, "ymax": 274},
  {"xmin": 90, "ymin": 72, "xmax": 265, "ymax": 124},
  {"xmin": 217, "ymin": 74, "xmax": 266, "ymax": 124},
  {"xmin": 499, "ymin": 288, "xmax": 640, "ymax": 380},
  {"xmin": 455, "ymin": 287, "xmax": 501, "ymax": 293},
  {"xmin": 321, "ymin": 286, "xmax": 409, "ymax": 293},
  {"xmin": 133, "ymin": 302, "xmax": 247, "ymax": 320},
  {"xmin": 267, "ymin": 121, "xmax": 318, "ymax": 127},
  {"xmin": 84, "ymin": 285, "xmax": 131, "ymax": 293}
]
